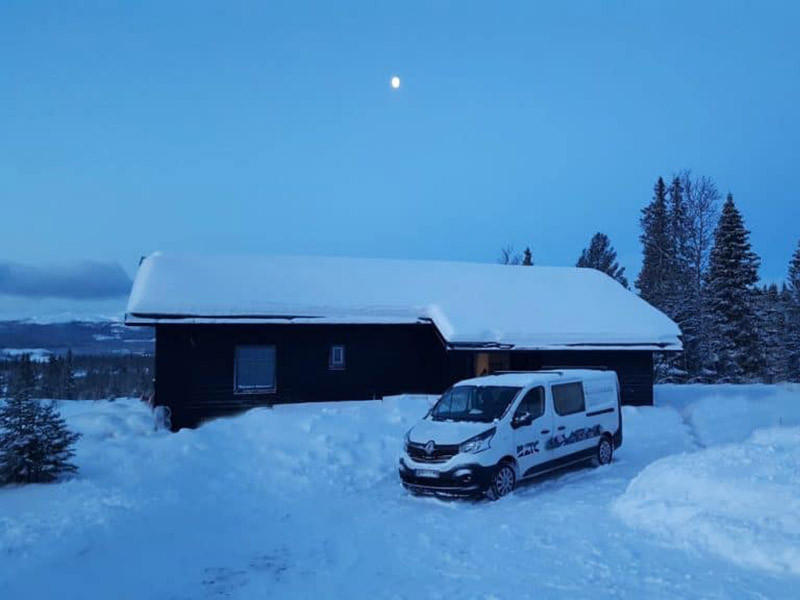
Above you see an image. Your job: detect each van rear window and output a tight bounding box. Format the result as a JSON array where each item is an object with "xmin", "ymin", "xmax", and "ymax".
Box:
[{"xmin": 552, "ymin": 382, "xmax": 585, "ymax": 416}]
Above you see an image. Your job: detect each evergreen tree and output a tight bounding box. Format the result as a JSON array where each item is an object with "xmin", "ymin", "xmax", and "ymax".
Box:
[
  {"xmin": 667, "ymin": 175, "xmax": 692, "ymax": 311},
  {"xmin": 755, "ymin": 285, "xmax": 791, "ymax": 382},
  {"xmin": 0, "ymin": 355, "xmax": 81, "ymax": 485},
  {"xmin": 706, "ymin": 194, "xmax": 763, "ymax": 381},
  {"xmin": 787, "ymin": 240, "xmax": 800, "ymax": 380},
  {"xmin": 42, "ymin": 355, "xmax": 62, "ymax": 399},
  {"xmin": 576, "ymin": 232, "xmax": 628, "ymax": 287},
  {"xmin": 662, "ymin": 176, "xmax": 694, "ymax": 378},
  {"xmin": 62, "ymin": 350, "xmax": 76, "ymax": 400},
  {"xmin": 636, "ymin": 177, "xmax": 671, "ymax": 309},
  {"xmin": 522, "ymin": 247, "xmax": 533, "ymax": 266}
]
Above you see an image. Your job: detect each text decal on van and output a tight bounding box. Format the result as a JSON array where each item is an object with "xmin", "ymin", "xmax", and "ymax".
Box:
[
  {"xmin": 546, "ymin": 425, "xmax": 603, "ymax": 450},
  {"xmin": 516, "ymin": 440, "xmax": 540, "ymax": 458}
]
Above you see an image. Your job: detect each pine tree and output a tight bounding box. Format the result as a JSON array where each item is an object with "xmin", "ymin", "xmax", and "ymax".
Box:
[
  {"xmin": 706, "ymin": 194, "xmax": 763, "ymax": 381},
  {"xmin": 62, "ymin": 350, "xmax": 76, "ymax": 400},
  {"xmin": 636, "ymin": 177, "xmax": 671, "ymax": 309},
  {"xmin": 661, "ymin": 176, "xmax": 694, "ymax": 378},
  {"xmin": 576, "ymin": 232, "xmax": 628, "ymax": 287},
  {"xmin": 522, "ymin": 247, "xmax": 533, "ymax": 266},
  {"xmin": 787, "ymin": 240, "xmax": 800, "ymax": 380},
  {"xmin": 42, "ymin": 355, "xmax": 62, "ymax": 399},
  {"xmin": 0, "ymin": 354, "xmax": 81, "ymax": 485},
  {"xmin": 755, "ymin": 284, "xmax": 791, "ymax": 382}
]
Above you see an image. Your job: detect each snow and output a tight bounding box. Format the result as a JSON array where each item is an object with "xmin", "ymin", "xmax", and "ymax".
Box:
[
  {"xmin": 614, "ymin": 427, "xmax": 800, "ymax": 576},
  {"xmin": 1, "ymin": 386, "xmax": 798, "ymax": 598},
  {"xmin": 614, "ymin": 384, "xmax": 800, "ymax": 577},
  {"xmin": 125, "ymin": 253, "xmax": 681, "ymax": 350},
  {"xmin": 1, "ymin": 348, "xmax": 52, "ymax": 362}
]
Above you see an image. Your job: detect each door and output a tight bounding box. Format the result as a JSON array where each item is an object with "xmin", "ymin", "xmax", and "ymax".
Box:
[
  {"xmin": 511, "ymin": 386, "xmax": 553, "ymax": 478},
  {"xmin": 549, "ymin": 381, "xmax": 596, "ymax": 460}
]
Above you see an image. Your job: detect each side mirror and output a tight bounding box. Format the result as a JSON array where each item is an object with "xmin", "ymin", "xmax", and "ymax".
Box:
[{"xmin": 512, "ymin": 412, "xmax": 534, "ymax": 429}]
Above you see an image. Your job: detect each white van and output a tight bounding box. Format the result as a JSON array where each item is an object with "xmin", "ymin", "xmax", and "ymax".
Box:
[{"xmin": 399, "ymin": 370, "xmax": 622, "ymax": 499}]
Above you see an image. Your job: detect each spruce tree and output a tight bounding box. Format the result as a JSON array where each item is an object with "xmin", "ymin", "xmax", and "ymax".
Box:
[
  {"xmin": 636, "ymin": 177, "xmax": 671, "ymax": 309},
  {"xmin": 62, "ymin": 350, "xmax": 77, "ymax": 400},
  {"xmin": 0, "ymin": 354, "xmax": 81, "ymax": 485},
  {"xmin": 522, "ymin": 247, "xmax": 533, "ymax": 266},
  {"xmin": 756, "ymin": 284, "xmax": 790, "ymax": 382},
  {"xmin": 663, "ymin": 176, "xmax": 694, "ymax": 378},
  {"xmin": 576, "ymin": 232, "xmax": 628, "ymax": 287},
  {"xmin": 706, "ymin": 194, "xmax": 763, "ymax": 381},
  {"xmin": 787, "ymin": 240, "xmax": 800, "ymax": 380}
]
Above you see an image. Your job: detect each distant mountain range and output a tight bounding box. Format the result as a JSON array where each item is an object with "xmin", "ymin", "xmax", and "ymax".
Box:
[{"xmin": 0, "ymin": 319, "xmax": 153, "ymax": 358}]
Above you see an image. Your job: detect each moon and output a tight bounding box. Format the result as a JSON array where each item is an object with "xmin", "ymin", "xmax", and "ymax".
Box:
[{"xmin": 390, "ymin": 76, "xmax": 401, "ymax": 89}]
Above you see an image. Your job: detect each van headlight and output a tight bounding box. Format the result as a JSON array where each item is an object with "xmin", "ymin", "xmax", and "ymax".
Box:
[
  {"xmin": 459, "ymin": 427, "xmax": 496, "ymax": 454},
  {"xmin": 404, "ymin": 429, "xmax": 411, "ymax": 452}
]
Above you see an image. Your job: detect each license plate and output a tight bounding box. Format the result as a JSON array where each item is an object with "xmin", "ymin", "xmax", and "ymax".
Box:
[{"xmin": 416, "ymin": 469, "xmax": 440, "ymax": 479}]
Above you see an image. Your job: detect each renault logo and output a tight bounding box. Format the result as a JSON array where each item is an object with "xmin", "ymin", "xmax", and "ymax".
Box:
[{"xmin": 424, "ymin": 441, "xmax": 435, "ymax": 456}]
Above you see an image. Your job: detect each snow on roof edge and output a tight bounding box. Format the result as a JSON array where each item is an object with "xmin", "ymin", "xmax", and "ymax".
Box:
[{"xmin": 125, "ymin": 252, "xmax": 683, "ymax": 350}]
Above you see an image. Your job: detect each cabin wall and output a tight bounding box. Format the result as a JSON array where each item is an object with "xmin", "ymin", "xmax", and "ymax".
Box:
[
  {"xmin": 443, "ymin": 349, "xmax": 654, "ymax": 406},
  {"xmin": 154, "ymin": 323, "xmax": 656, "ymax": 430},
  {"xmin": 155, "ymin": 323, "xmax": 448, "ymax": 429}
]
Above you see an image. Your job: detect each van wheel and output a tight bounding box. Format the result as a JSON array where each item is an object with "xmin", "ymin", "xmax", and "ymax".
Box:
[
  {"xmin": 486, "ymin": 463, "xmax": 516, "ymax": 501},
  {"xmin": 593, "ymin": 435, "xmax": 613, "ymax": 467}
]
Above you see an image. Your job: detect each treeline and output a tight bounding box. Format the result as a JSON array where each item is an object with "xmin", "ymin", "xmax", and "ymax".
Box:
[
  {"xmin": 500, "ymin": 170, "xmax": 800, "ymax": 383},
  {"xmin": 0, "ymin": 352, "xmax": 154, "ymax": 401}
]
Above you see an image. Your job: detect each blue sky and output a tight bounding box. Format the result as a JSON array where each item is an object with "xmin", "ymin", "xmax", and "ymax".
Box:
[{"xmin": 1, "ymin": 1, "xmax": 799, "ymax": 316}]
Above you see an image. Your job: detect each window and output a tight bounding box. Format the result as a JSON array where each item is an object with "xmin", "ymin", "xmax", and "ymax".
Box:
[
  {"xmin": 234, "ymin": 345, "xmax": 276, "ymax": 393},
  {"xmin": 552, "ymin": 382, "xmax": 585, "ymax": 416},
  {"xmin": 430, "ymin": 386, "xmax": 521, "ymax": 423},
  {"xmin": 329, "ymin": 345, "xmax": 346, "ymax": 370},
  {"xmin": 513, "ymin": 387, "xmax": 545, "ymax": 421}
]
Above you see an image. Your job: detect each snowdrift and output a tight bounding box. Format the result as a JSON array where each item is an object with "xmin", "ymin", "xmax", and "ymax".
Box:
[
  {"xmin": 615, "ymin": 384, "xmax": 800, "ymax": 576},
  {"xmin": 614, "ymin": 427, "xmax": 800, "ymax": 576},
  {"xmin": 1, "ymin": 385, "xmax": 798, "ymax": 599}
]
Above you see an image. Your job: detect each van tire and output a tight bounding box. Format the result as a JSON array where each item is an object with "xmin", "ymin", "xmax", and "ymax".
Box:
[
  {"xmin": 486, "ymin": 462, "xmax": 516, "ymax": 501},
  {"xmin": 593, "ymin": 435, "xmax": 613, "ymax": 467}
]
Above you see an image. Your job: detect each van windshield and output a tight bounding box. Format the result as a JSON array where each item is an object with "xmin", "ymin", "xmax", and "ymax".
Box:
[{"xmin": 429, "ymin": 386, "xmax": 521, "ymax": 423}]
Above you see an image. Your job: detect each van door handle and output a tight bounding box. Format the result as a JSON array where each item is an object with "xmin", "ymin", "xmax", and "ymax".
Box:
[
  {"xmin": 540, "ymin": 429, "xmax": 550, "ymax": 434},
  {"xmin": 557, "ymin": 426, "xmax": 566, "ymax": 431}
]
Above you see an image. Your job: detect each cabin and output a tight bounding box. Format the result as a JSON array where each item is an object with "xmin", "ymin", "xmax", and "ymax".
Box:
[{"xmin": 125, "ymin": 253, "xmax": 681, "ymax": 430}]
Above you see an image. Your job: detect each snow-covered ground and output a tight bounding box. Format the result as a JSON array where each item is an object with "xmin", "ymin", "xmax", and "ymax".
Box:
[{"xmin": 1, "ymin": 385, "xmax": 799, "ymax": 599}]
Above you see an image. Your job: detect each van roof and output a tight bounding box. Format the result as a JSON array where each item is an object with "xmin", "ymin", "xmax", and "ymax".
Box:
[{"xmin": 453, "ymin": 369, "xmax": 616, "ymax": 388}]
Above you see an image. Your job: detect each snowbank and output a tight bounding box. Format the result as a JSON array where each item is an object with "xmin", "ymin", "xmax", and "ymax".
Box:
[
  {"xmin": 656, "ymin": 383, "xmax": 800, "ymax": 446},
  {"xmin": 614, "ymin": 384, "xmax": 800, "ymax": 577},
  {"xmin": 614, "ymin": 427, "xmax": 800, "ymax": 576},
  {"xmin": 2, "ymin": 386, "xmax": 798, "ymax": 599}
]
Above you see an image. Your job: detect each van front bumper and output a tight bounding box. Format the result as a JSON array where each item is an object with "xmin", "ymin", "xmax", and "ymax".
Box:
[{"xmin": 398, "ymin": 458, "xmax": 494, "ymax": 497}]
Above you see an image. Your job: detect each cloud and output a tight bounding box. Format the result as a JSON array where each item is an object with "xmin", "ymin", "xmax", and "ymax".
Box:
[{"xmin": 0, "ymin": 261, "xmax": 132, "ymax": 300}]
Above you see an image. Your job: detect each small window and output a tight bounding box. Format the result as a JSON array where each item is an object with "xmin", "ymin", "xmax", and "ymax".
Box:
[
  {"xmin": 234, "ymin": 345, "xmax": 276, "ymax": 393},
  {"xmin": 552, "ymin": 382, "xmax": 586, "ymax": 416},
  {"xmin": 514, "ymin": 387, "xmax": 545, "ymax": 420},
  {"xmin": 329, "ymin": 345, "xmax": 346, "ymax": 370}
]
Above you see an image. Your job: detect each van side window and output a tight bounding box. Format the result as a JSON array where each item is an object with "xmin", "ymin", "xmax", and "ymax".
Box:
[
  {"xmin": 552, "ymin": 382, "xmax": 585, "ymax": 416},
  {"xmin": 514, "ymin": 387, "xmax": 545, "ymax": 420}
]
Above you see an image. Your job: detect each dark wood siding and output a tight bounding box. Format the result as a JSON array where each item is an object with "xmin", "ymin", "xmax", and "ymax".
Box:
[
  {"xmin": 443, "ymin": 350, "xmax": 654, "ymax": 406},
  {"xmin": 155, "ymin": 323, "xmax": 448, "ymax": 429},
  {"xmin": 154, "ymin": 323, "xmax": 656, "ymax": 430},
  {"xmin": 509, "ymin": 350, "xmax": 654, "ymax": 405}
]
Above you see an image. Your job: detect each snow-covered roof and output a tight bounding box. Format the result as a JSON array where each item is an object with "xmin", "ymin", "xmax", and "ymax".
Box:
[{"xmin": 125, "ymin": 253, "xmax": 682, "ymax": 351}]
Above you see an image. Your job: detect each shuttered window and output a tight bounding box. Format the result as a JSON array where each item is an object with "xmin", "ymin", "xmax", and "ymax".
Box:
[{"xmin": 234, "ymin": 345, "xmax": 276, "ymax": 392}]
